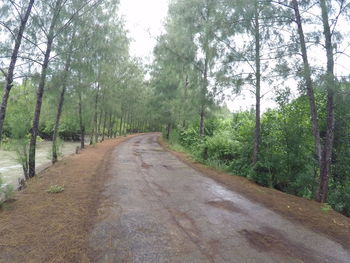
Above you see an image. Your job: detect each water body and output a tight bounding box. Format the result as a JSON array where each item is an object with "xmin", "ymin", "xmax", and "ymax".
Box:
[{"xmin": 0, "ymin": 141, "xmax": 80, "ymax": 188}]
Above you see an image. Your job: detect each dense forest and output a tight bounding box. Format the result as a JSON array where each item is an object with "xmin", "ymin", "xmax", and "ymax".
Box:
[{"xmin": 1, "ymin": 0, "xmax": 350, "ymax": 217}]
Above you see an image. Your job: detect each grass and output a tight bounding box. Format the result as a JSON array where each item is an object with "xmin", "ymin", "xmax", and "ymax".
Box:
[{"xmin": 47, "ymin": 184, "xmax": 65, "ymax": 193}]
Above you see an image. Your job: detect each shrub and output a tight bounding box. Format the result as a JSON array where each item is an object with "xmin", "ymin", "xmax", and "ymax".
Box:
[{"xmin": 47, "ymin": 185, "xmax": 65, "ymax": 193}]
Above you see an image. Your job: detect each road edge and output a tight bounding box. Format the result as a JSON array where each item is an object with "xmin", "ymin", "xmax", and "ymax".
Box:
[{"xmin": 158, "ymin": 135, "xmax": 350, "ymax": 250}]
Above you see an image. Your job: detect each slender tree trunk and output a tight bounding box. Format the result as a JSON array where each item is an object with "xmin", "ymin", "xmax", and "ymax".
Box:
[
  {"xmin": 199, "ymin": 5, "xmax": 210, "ymax": 138},
  {"xmin": 199, "ymin": 105, "xmax": 205, "ymax": 136},
  {"xmin": 292, "ymin": 0, "xmax": 322, "ymax": 164},
  {"xmin": 28, "ymin": 0, "xmax": 62, "ymax": 178},
  {"xmin": 316, "ymin": 0, "xmax": 336, "ymax": 203},
  {"xmin": 91, "ymin": 83, "xmax": 100, "ymax": 144},
  {"xmin": 78, "ymin": 91, "xmax": 85, "ymax": 149},
  {"xmin": 97, "ymin": 110, "xmax": 103, "ymax": 142},
  {"xmin": 107, "ymin": 113, "xmax": 113, "ymax": 138},
  {"xmin": 166, "ymin": 123, "xmax": 171, "ymax": 139},
  {"xmin": 125, "ymin": 109, "xmax": 131, "ymax": 135},
  {"xmin": 122, "ymin": 111, "xmax": 127, "ymax": 136},
  {"xmin": 119, "ymin": 115, "xmax": 123, "ymax": 136},
  {"xmin": 102, "ymin": 111, "xmax": 107, "ymax": 141},
  {"xmin": 0, "ymin": 0, "xmax": 35, "ymax": 142},
  {"xmin": 52, "ymin": 31, "xmax": 75, "ymax": 163},
  {"xmin": 182, "ymin": 74, "xmax": 189, "ymax": 127},
  {"xmin": 52, "ymin": 85, "xmax": 66, "ymax": 163},
  {"xmin": 199, "ymin": 57, "xmax": 208, "ymax": 137},
  {"xmin": 252, "ymin": 3, "xmax": 261, "ymax": 165}
]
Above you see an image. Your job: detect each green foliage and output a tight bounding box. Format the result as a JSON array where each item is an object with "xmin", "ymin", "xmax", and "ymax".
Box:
[
  {"xmin": 46, "ymin": 185, "xmax": 65, "ymax": 194},
  {"xmin": 167, "ymin": 92, "xmax": 350, "ymax": 217},
  {"xmin": 321, "ymin": 203, "xmax": 332, "ymax": 212}
]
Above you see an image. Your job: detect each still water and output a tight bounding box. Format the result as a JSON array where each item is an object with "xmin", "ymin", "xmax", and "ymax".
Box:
[{"xmin": 0, "ymin": 141, "xmax": 80, "ymax": 188}]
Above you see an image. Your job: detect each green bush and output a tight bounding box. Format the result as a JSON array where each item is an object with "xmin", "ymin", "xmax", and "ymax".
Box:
[{"xmin": 47, "ymin": 185, "xmax": 65, "ymax": 194}]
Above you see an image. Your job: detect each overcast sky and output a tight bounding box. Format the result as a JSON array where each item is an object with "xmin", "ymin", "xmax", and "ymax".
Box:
[
  {"xmin": 118, "ymin": 0, "xmax": 258, "ymax": 112},
  {"xmin": 118, "ymin": 1, "xmax": 349, "ymax": 113},
  {"xmin": 119, "ymin": 0, "xmax": 168, "ymax": 63}
]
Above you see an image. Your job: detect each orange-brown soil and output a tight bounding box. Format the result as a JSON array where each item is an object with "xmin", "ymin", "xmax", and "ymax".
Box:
[
  {"xmin": 0, "ymin": 135, "xmax": 139, "ymax": 263},
  {"xmin": 159, "ymin": 137, "xmax": 350, "ymax": 250}
]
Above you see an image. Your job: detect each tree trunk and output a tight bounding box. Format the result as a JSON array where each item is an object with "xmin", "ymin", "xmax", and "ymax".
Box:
[
  {"xmin": 119, "ymin": 115, "xmax": 123, "ymax": 136},
  {"xmin": 78, "ymin": 91, "xmax": 85, "ymax": 149},
  {"xmin": 0, "ymin": 0, "xmax": 35, "ymax": 141},
  {"xmin": 28, "ymin": 0, "xmax": 61, "ymax": 178},
  {"xmin": 125, "ymin": 110, "xmax": 131, "ymax": 135},
  {"xmin": 316, "ymin": 0, "xmax": 336, "ymax": 203},
  {"xmin": 199, "ymin": 105, "xmax": 205, "ymax": 137},
  {"xmin": 52, "ymin": 84, "xmax": 66, "ymax": 163},
  {"xmin": 101, "ymin": 111, "xmax": 107, "ymax": 141},
  {"xmin": 166, "ymin": 123, "xmax": 171, "ymax": 139},
  {"xmin": 97, "ymin": 110, "xmax": 103, "ymax": 142},
  {"xmin": 292, "ymin": 0, "xmax": 322, "ymax": 163},
  {"xmin": 107, "ymin": 113, "xmax": 113, "ymax": 138},
  {"xmin": 91, "ymin": 83, "xmax": 100, "ymax": 144},
  {"xmin": 252, "ymin": 4, "xmax": 261, "ymax": 165},
  {"xmin": 52, "ymin": 30, "xmax": 75, "ymax": 163}
]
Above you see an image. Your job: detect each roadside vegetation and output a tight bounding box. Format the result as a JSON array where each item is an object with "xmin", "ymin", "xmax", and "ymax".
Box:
[
  {"xmin": 152, "ymin": 0, "xmax": 350, "ymax": 217},
  {"xmin": 1, "ymin": 0, "xmax": 350, "ymax": 218}
]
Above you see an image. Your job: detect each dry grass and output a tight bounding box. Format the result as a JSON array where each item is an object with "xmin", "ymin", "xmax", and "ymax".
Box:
[
  {"xmin": 0, "ymin": 134, "xmax": 139, "ymax": 263},
  {"xmin": 159, "ymin": 137, "xmax": 350, "ymax": 249}
]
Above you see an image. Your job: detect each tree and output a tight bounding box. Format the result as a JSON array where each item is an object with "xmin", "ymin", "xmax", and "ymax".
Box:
[{"xmin": 0, "ymin": 0, "xmax": 35, "ymax": 142}]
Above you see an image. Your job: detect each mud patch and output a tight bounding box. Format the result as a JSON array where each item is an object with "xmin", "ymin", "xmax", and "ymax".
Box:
[
  {"xmin": 240, "ymin": 226, "xmax": 336, "ymax": 263},
  {"xmin": 206, "ymin": 200, "xmax": 244, "ymax": 214}
]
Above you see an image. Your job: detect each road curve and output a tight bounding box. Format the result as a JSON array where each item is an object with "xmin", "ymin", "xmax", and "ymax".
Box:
[{"xmin": 89, "ymin": 133, "xmax": 350, "ymax": 263}]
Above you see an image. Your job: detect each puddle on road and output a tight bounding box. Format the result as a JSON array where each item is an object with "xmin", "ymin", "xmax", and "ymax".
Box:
[{"xmin": 239, "ymin": 226, "xmax": 333, "ymax": 262}]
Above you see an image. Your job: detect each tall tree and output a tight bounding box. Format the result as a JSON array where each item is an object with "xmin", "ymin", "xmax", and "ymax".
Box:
[
  {"xmin": 316, "ymin": 0, "xmax": 337, "ymax": 202},
  {"xmin": 291, "ymin": 0, "xmax": 322, "ymax": 163},
  {"xmin": 0, "ymin": 0, "xmax": 35, "ymax": 141},
  {"xmin": 52, "ymin": 28, "xmax": 76, "ymax": 163}
]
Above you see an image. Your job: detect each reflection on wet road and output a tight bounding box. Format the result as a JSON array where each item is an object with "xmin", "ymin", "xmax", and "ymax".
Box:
[{"xmin": 90, "ymin": 133, "xmax": 350, "ymax": 263}]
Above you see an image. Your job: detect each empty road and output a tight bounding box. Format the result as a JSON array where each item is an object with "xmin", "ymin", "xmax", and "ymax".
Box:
[{"xmin": 90, "ymin": 133, "xmax": 350, "ymax": 263}]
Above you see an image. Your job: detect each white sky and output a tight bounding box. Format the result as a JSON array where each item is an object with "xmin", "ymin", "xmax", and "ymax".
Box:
[{"xmin": 119, "ymin": 0, "xmax": 169, "ymax": 63}]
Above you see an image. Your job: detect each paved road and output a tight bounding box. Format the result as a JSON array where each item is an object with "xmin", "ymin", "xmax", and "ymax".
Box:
[{"xmin": 90, "ymin": 133, "xmax": 350, "ymax": 263}]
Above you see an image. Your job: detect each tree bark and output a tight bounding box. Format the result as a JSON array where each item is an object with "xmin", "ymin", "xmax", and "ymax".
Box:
[
  {"xmin": 78, "ymin": 91, "xmax": 85, "ymax": 149},
  {"xmin": 119, "ymin": 115, "xmax": 123, "ymax": 136},
  {"xmin": 97, "ymin": 109, "xmax": 103, "ymax": 142},
  {"xmin": 316, "ymin": 0, "xmax": 336, "ymax": 203},
  {"xmin": 199, "ymin": 105, "xmax": 205, "ymax": 136},
  {"xmin": 101, "ymin": 111, "xmax": 107, "ymax": 141},
  {"xmin": 292, "ymin": 0, "xmax": 322, "ymax": 164},
  {"xmin": 28, "ymin": 0, "xmax": 62, "ymax": 178},
  {"xmin": 0, "ymin": 0, "xmax": 35, "ymax": 141},
  {"xmin": 52, "ymin": 30, "xmax": 75, "ymax": 163},
  {"xmin": 252, "ymin": 3, "xmax": 261, "ymax": 165},
  {"xmin": 91, "ymin": 83, "xmax": 100, "ymax": 144}
]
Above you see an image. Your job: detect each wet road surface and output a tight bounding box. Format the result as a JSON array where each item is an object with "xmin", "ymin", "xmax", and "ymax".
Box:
[{"xmin": 90, "ymin": 133, "xmax": 350, "ymax": 263}]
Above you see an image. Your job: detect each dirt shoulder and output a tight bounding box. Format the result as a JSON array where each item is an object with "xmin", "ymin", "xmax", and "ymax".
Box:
[
  {"xmin": 0, "ymin": 134, "xmax": 139, "ymax": 263},
  {"xmin": 159, "ymin": 137, "xmax": 350, "ymax": 250}
]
